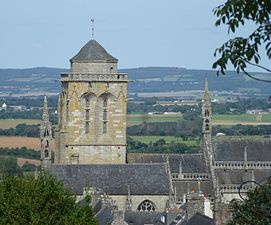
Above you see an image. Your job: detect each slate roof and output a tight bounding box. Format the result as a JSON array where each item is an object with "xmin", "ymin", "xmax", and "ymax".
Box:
[
  {"xmin": 51, "ymin": 163, "xmax": 171, "ymax": 195},
  {"xmin": 215, "ymin": 169, "xmax": 271, "ymax": 185},
  {"xmin": 213, "ymin": 139, "xmax": 271, "ymax": 161},
  {"xmin": 180, "ymin": 213, "xmax": 214, "ymax": 225},
  {"xmin": 173, "ymin": 180, "xmax": 214, "ymax": 199},
  {"xmin": 70, "ymin": 39, "xmax": 118, "ymax": 62},
  {"xmin": 125, "ymin": 211, "xmax": 166, "ymax": 225},
  {"xmin": 127, "ymin": 153, "xmax": 208, "ymax": 173}
]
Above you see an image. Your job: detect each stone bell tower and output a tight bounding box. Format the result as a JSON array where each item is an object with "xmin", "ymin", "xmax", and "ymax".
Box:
[{"xmin": 54, "ymin": 38, "xmax": 127, "ymax": 164}]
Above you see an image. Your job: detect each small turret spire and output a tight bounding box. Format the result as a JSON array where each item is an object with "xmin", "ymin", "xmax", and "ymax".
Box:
[
  {"xmin": 42, "ymin": 95, "xmax": 49, "ymax": 122},
  {"xmin": 204, "ymin": 78, "xmax": 209, "ymax": 102},
  {"xmin": 202, "ymin": 79, "xmax": 212, "ymax": 134},
  {"xmin": 40, "ymin": 95, "xmax": 52, "ymax": 171}
]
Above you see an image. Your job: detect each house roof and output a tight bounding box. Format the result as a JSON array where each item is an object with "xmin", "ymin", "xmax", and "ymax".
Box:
[
  {"xmin": 51, "ymin": 163, "xmax": 171, "ymax": 195},
  {"xmin": 180, "ymin": 213, "xmax": 214, "ymax": 225},
  {"xmin": 70, "ymin": 39, "xmax": 118, "ymax": 63}
]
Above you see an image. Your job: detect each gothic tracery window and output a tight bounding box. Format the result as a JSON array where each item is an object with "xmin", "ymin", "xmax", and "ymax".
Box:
[
  {"xmin": 84, "ymin": 95, "xmax": 91, "ymax": 134},
  {"xmin": 137, "ymin": 200, "xmax": 156, "ymax": 212}
]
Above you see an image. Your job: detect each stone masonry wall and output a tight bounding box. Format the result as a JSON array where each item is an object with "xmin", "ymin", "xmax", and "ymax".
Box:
[{"xmin": 55, "ymin": 77, "xmax": 127, "ymax": 164}]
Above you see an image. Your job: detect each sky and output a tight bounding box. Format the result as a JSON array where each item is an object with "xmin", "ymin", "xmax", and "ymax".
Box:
[{"xmin": 0, "ymin": 0, "xmax": 264, "ymax": 70}]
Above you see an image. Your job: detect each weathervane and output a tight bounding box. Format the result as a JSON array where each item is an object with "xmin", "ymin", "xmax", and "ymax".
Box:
[{"xmin": 91, "ymin": 18, "xmax": 95, "ymax": 40}]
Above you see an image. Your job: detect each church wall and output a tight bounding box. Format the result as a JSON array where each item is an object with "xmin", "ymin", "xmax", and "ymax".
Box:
[
  {"xmin": 111, "ymin": 195, "xmax": 170, "ymax": 212},
  {"xmin": 64, "ymin": 145, "xmax": 126, "ymax": 164}
]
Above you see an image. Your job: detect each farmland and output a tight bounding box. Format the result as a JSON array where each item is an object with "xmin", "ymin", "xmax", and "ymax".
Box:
[
  {"xmin": 0, "ymin": 119, "xmax": 41, "ymax": 129},
  {"xmin": 0, "ymin": 136, "xmax": 55, "ymax": 150},
  {"xmin": 212, "ymin": 114, "xmax": 271, "ymax": 125},
  {"xmin": 127, "ymin": 113, "xmax": 271, "ymax": 127},
  {"xmin": 127, "ymin": 113, "xmax": 182, "ymax": 126}
]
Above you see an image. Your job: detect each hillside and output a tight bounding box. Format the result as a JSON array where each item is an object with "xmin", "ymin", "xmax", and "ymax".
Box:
[{"xmin": 0, "ymin": 67, "xmax": 270, "ymax": 96}]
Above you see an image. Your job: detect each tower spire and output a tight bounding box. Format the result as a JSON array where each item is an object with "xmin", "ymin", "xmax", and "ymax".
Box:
[
  {"xmin": 42, "ymin": 95, "xmax": 49, "ymax": 122},
  {"xmin": 40, "ymin": 95, "xmax": 52, "ymax": 171},
  {"xmin": 202, "ymin": 79, "xmax": 212, "ymax": 134},
  {"xmin": 204, "ymin": 78, "xmax": 209, "ymax": 102}
]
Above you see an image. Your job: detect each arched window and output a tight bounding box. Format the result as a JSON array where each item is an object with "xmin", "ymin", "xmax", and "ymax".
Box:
[
  {"xmin": 205, "ymin": 110, "xmax": 209, "ymax": 117},
  {"xmin": 137, "ymin": 200, "xmax": 156, "ymax": 212},
  {"xmin": 83, "ymin": 94, "xmax": 93, "ymax": 134},
  {"xmin": 103, "ymin": 97, "xmax": 107, "ymax": 107},
  {"xmin": 44, "ymin": 129, "xmax": 49, "ymax": 137},
  {"xmin": 45, "ymin": 140, "xmax": 49, "ymax": 148},
  {"xmin": 102, "ymin": 96, "xmax": 108, "ymax": 134},
  {"xmin": 44, "ymin": 149, "xmax": 49, "ymax": 158},
  {"xmin": 86, "ymin": 96, "xmax": 90, "ymax": 108}
]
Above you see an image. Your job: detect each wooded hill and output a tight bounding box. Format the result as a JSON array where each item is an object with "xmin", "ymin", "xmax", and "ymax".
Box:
[{"xmin": 0, "ymin": 67, "xmax": 269, "ymax": 96}]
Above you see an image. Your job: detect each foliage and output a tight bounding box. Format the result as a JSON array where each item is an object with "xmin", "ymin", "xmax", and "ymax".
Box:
[
  {"xmin": 127, "ymin": 110, "xmax": 200, "ymax": 138},
  {"xmin": 0, "ymin": 155, "xmax": 39, "ymax": 175},
  {"xmin": 127, "ymin": 136, "xmax": 198, "ymax": 153},
  {"xmin": 0, "ymin": 123, "xmax": 40, "ymax": 137},
  {"xmin": 0, "ymin": 174, "xmax": 97, "ymax": 225},
  {"xmin": 0, "ymin": 147, "xmax": 40, "ymax": 160},
  {"xmin": 213, "ymin": 0, "xmax": 271, "ymax": 81},
  {"xmin": 0, "ymin": 156, "xmax": 21, "ymax": 176},
  {"xmin": 213, "ymin": 124, "xmax": 271, "ymax": 136},
  {"xmin": 228, "ymin": 183, "xmax": 271, "ymax": 225}
]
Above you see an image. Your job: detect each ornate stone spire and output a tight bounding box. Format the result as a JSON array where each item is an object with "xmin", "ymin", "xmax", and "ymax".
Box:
[
  {"xmin": 40, "ymin": 95, "xmax": 52, "ymax": 171},
  {"xmin": 42, "ymin": 95, "xmax": 49, "ymax": 122},
  {"xmin": 202, "ymin": 79, "xmax": 212, "ymax": 134}
]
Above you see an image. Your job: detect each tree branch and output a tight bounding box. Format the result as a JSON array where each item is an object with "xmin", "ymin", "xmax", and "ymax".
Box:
[
  {"xmin": 243, "ymin": 59, "xmax": 271, "ymax": 73},
  {"xmin": 242, "ymin": 70, "xmax": 271, "ymax": 82}
]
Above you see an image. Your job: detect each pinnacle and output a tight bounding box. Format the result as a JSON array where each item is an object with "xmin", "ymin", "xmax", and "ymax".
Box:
[{"xmin": 42, "ymin": 95, "xmax": 49, "ymax": 122}]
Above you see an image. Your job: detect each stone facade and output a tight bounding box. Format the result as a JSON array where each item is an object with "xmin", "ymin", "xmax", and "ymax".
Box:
[{"xmin": 54, "ymin": 40, "xmax": 127, "ymax": 164}]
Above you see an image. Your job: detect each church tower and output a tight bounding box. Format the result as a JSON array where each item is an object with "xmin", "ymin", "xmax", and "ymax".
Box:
[
  {"xmin": 40, "ymin": 96, "xmax": 52, "ymax": 171},
  {"xmin": 54, "ymin": 38, "xmax": 127, "ymax": 164}
]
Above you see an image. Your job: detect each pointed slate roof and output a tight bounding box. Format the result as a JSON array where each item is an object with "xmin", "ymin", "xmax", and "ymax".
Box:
[{"xmin": 70, "ymin": 39, "xmax": 118, "ymax": 63}]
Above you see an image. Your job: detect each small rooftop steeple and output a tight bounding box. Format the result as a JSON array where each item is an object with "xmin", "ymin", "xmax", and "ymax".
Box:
[
  {"xmin": 42, "ymin": 95, "xmax": 49, "ymax": 122},
  {"xmin": 204, "ymin": 78, "xmax": 209, "ymax": 103},
  {"xmin": 202, "ymin": 79, "xmax": 212, "ymax": 134},
  {"xmin": 40, "ymin": 95, "xmax": 52, "ymax": 171}
]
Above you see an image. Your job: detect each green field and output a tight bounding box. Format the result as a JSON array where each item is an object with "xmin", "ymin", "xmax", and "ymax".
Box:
[
  {"xmin": 127, "ymin": 114, "xmax": 182, "ymax": 126},
  {"xmin": 130, "ymin": 135, "xmax": 199, "ymax": 147},
  {"xmin": 213, "ymin": 114, "xmax": 271, "ymax": 125},
  {"xmin": 0, "ymin": 119, "xmax": 41, "ymax": 129}
]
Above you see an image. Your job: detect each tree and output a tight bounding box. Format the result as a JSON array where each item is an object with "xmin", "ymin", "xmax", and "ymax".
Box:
[
  {"xmin": 0, "ymin": 156, "xmax": 20, "ymax": 176},
  {"xmin": 228, "ymin": 182, "xmax": 271, "ymax": 225},
  {"xmin": 213, "ymin": 0, "xmax": 271, "ymax": 82},
  {"xmin": 0, "ymin": 174, "xmax": 97, "ymax": 225}
]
